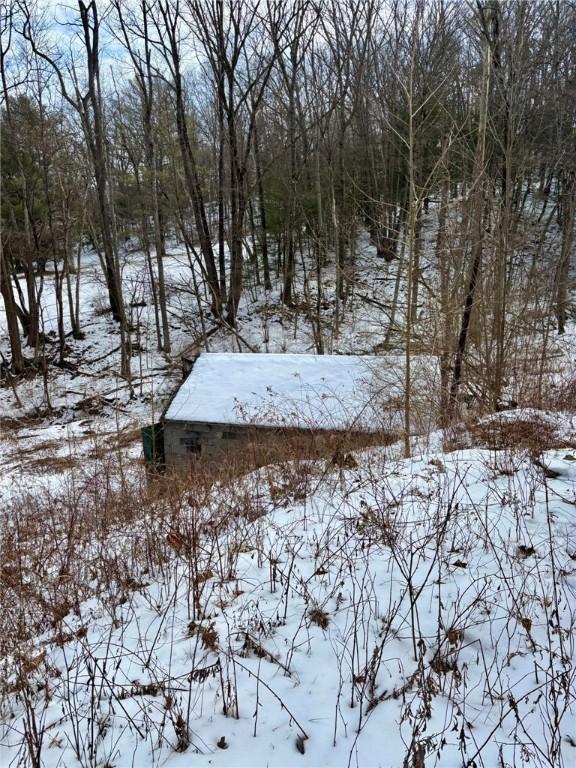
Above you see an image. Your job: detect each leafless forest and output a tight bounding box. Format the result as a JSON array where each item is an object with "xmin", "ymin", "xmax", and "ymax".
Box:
[
  {"xmin": 1, "ymin": 2, "xmax": 576, "ymax": 768},
  {"xmin": 1, "ymin": 0, "xmax": 574, "ymax": 404}
]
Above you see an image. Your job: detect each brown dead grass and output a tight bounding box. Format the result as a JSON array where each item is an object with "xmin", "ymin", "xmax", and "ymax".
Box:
[
  {"xmin": 469, "ymin": 417, "xmax": 568, "ymax": 453},
  {"xmin": 0, "ymin": 413, "xmax": 47, "ymax": 434},
  {"xmin": 0, "ymin": 425, "xmax": 377, "ymax": 672},
  {"xmin": 445, "ymin": 411, "xmax": 573, "ymax": 455},
  {"xmin": 551, "ymin": 376, "xmax": 576, "ymax": 412},
  {"xmin": 104, "ymin": 427, "xmax": 142, "ymax": 449},
  {"xmin": 23, "ymin": 455, "xmax": 80, "ymax": 474}
]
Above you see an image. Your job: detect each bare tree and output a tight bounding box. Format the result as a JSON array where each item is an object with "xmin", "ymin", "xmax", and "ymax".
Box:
[
  {"xmin": 21, "ymin": 0, "xmax": 131, "ymax": 380},
  {"xmin": 115, "ymin": 0, "xmax": 171, "ymax": 352},
  {"xmin": 267, "ymin": 0, "xmax": 316, "ymax": 307},
  {"xmin": 449, "ymin": 1, "xmax": 495, "ymax": 410},
  {"xmin": 0, "ymin": 3, "xmax": 25, "ymax": 372},
  {"xmin": 148, "ymin": 0, "xmax": 221, "ymax": 316}
]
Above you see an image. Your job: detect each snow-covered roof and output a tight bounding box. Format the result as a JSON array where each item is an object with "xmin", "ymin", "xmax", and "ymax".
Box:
[{"xmin": 164, "ymin": 352, "xmax": 432, "ymax": 431}]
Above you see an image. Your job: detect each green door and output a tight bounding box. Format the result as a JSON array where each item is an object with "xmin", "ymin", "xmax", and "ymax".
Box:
[{"xmin": 142, "ymin": 422, "xmax": 165, "ymax": 467}]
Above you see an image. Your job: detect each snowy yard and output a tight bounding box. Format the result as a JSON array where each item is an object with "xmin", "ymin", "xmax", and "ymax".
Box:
[
  {"xmin": 1, "ymin": 230, "xmax": 576, "ymax": 768},
  {"xmin": 1, "ymin": 433, "xmax": 575, "ymax": 767},
  {"xmin": 0, "ymin": 228, "xmax": 438, "ymax": 498},
  {"xmin": 3, "ymin": 1, "xmax": 576, "ymax": 764}
]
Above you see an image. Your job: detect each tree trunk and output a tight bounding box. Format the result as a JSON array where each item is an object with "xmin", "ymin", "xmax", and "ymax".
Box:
[
  {"xmin": 556, "ymin": 171, "xmax": 575, "ymax": 335},
  {"xmin": 174, "ymin": 71, "xmax": 220, "ymax": 315},
  {"xmin": 0, "ymin": 244, "xmax": 25, "ymax": 374},
  {"xmin": 283, "ymin": 81, "xmax": 297, "ymax": 307},
  {"xmin": 449, "ymin": 14, "xmax": 492, "ymax": 409},
  {"xmin": 253, "ymin": 108, "xmax": 271, "ymax": 291}
]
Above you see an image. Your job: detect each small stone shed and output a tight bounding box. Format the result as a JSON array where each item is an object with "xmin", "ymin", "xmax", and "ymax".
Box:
[{"xmin": 152, "ymin": 351, "xmax": 432, "ymax": 473}]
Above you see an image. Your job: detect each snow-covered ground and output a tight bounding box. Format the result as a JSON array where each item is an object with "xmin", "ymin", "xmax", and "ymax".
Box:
[
  {"xmin": 0, "ymin": 231, "xmax": 420, "ymax": 496},
  {"xmin": 1, "ymin": 217, "xmax": 575, "ymax": 766},
  {"xmin": 2, "ymin": 219, "xmax": 573, "ymax": 495},
  {"xmin": 1, "ymin": 438, "xmax": 575, "ymax": 767}
]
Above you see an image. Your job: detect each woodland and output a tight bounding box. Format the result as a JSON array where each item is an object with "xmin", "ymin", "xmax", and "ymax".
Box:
[
  {"xmin": 1, "ymin": 2, "xmax": 576, "ymax": 768},
  {"xmin": 0, "ymin": 0, "xmax": 574, "ymax": 416}
]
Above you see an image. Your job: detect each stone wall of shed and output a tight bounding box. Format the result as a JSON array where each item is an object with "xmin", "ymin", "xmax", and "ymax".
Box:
[
  {"xmin": 163, "ymin": 420, "xmax": 263, "ymax": 471},
  {"xmin": 163, "ymin": 419, "xmax": 392, "ymax": 474}
]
